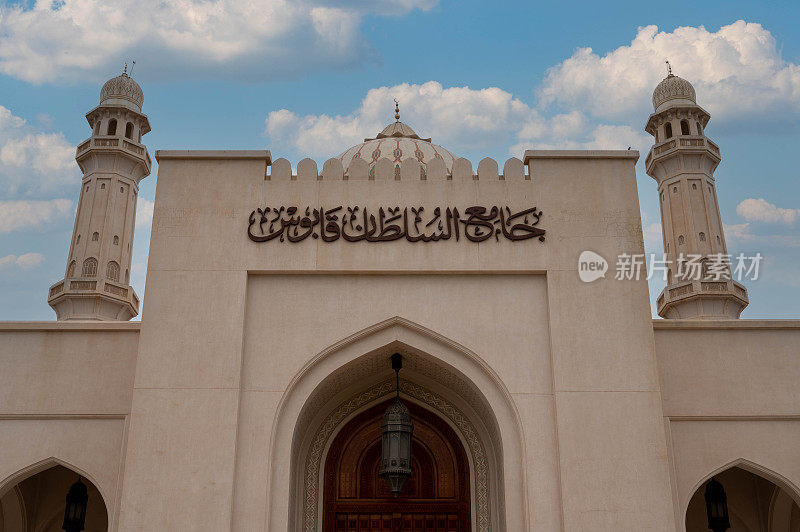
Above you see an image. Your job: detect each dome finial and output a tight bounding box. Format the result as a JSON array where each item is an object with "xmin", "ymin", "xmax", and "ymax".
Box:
[
  {"xmin": 123, "ymin": 62, "xmax": 127, "ymax": 76},
  {"xmin": 394, "ymin": 98, "xmax": 400, "ymax": 122},
  {"xmin": 665, "ymin": 59, "xmax": 673, "ymax": 77}
]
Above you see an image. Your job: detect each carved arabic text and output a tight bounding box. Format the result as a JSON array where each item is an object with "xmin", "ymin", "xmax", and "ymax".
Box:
[{"xmin": 247, "ymin": 206, "xmax": 545, "ymax": 243}]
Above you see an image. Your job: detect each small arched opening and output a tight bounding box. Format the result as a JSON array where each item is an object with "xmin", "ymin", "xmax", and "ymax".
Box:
[
  {"xmin": 685, "ymin": 464, "xmax": 800, "ymax": 531},
  {"xmin": 664, "ymin": 122, "xmax": 673, "ymax": 139},
  {"xmin": 106, "ymin": 261, "xmax": 120, "ymax": 282},
  {"xmin": 0, "ymin": 463, "xmax": 108, "ymax": 532},
  {"xmin": 681, "ymin": 120, "xmax": 691, "ymax": 136},
  {"xmin": 125, "ymin": 122, "xmax": 134, "ymax": 139},
  {"xmin": 106, "ymin": 119, "xmax": 117, "ymax": 136}
]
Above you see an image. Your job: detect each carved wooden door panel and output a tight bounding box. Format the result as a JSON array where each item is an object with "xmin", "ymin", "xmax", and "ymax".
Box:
[{"xmin": 323, "ymin": 401, "xmax": 471, "ymax": 532}]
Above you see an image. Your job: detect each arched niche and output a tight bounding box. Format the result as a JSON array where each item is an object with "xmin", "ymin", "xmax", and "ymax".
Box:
[
  {"xmin": 0, "ymin": 459, "xmax": 108, "ymax": 532},
  {"xmin": 266, "ymin": 317, "xmax": 527, "ymax": 532},
  {"xmin": 684, "ymin": 459, "xmax": 800, "ymax": 532}
]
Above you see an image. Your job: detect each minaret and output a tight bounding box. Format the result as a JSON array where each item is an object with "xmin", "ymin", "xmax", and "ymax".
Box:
[
  {"xmin": 645, "ymin": 65, "xmax": 748, "ymax": 319},
  {"xmin": 48, "ymin": 68, "xmax": 151, "ymax": 320}
]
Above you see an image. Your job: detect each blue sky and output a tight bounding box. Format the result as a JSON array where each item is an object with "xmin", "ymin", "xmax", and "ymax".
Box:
[{"xmin": 0, "ymin": 0, "xmax": 798, "ymax": 320}]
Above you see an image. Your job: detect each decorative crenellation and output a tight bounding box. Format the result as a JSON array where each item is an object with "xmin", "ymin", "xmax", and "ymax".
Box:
[{"xmin": 266, "ymin": 156, "xmax": 528, "ymax": 181}]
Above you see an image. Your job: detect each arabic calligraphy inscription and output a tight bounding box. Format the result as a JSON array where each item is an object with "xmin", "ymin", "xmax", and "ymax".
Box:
[{"xmin": 247, "ymin": 206, "xmax": 545, "ymax": 243}]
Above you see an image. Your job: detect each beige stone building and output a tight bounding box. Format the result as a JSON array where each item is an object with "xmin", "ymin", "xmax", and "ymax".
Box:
[{"xmin": 0, "ymin": 70, "xmax": 798, "ymax": 532}]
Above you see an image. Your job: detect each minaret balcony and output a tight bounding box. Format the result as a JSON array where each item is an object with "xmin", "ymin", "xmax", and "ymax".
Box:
[
  {"xmin": 645, "ymin": 135, "xmax": 720, "ymax": 173},
  {"xmin": 48, "ymin": 277, "xmax": 139, "ymax": 320},
  {"xmin": 76, "ymin": 135, "xmax": 151, "ymax": 173},
  {"xmin": 656, "ymin": 278, "xmax": 748, "ymax": 319}
]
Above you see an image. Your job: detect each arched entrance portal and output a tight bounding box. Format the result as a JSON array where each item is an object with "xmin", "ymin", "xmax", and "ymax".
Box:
[
  {"xmin": 323, "ymin": 400, "xmax": 471, "ymax": 531},
  {"xmin": 0, "ymin": 463, "xmax": 108, "ymax": 532},
  {"xmin": 686, "ymin": 465, "xmax": 800, "ymax": 531}
]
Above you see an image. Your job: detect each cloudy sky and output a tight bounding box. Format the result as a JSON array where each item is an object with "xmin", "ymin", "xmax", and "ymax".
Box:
[{"xmin": 0, "ymin": 0, "xmax": 798, "ymax": 319}]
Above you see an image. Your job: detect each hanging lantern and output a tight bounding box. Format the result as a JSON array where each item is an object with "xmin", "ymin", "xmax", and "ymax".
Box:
[
  {"xmin": 704, "ymin": 477, "xmax": 730, "ymax": 532},
  {"xmin": 379, "ymin": 353, "xmax": 413, "ymax": 497},
  {"xmin": 62, "ymin": 475, "xmax": 88, "ymax": 532}
]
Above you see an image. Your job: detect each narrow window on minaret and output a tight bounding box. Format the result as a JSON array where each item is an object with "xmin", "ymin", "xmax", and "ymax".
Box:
[
  {"xmin": 664, "ymin": 122, "xmax": 673, "ymax": 139},
  {"xmin": 113, "ymin": 235, "xmax": 119, "ymax": 245},
  {"xmin": 101, "ymin": 183, "xmax": 105, "ymax": 189},
  {"xmin": 107, "ymin": 119, "xmax": 117, "ymax": 135},
  {"xmin": 107, "ymin": 261, "xmax": 120, "ymax": 282},
  {"xmin": 125, "ymin": 122, "xmax": 133, "ymax": 139},
  {"xmin": 92, "ymin": 232, "xmax": 99, "ymax": 241},
  {"xmin": 680, "ymin": 120, "xmax": 690, "ymax": 135},
  {"xmin": 678, "ymin": 235, "xmax": 685, "ymax": 245},
  {"xmin": 699, "ymin": 232, "xmax": 706, "ymax": 242}
]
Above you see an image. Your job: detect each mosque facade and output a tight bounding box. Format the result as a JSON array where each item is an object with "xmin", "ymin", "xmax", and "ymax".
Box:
[{"xmin": 0, "ymin": 70, "xmax": 798, "ymax": 532}]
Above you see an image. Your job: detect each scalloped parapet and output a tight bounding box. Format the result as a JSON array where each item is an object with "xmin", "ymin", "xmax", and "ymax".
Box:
[{"xmin": 265, "ymin": 156, "xmax": 528, "ymax": 181}]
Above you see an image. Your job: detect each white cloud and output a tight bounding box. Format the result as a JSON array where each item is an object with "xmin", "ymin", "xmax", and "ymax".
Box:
[
  {"xmin": 0, "ymin": 105, "xmax": 79, "ymax": 196},
  {"xmin": 0, "ymin": 199, "xmax": 73, "ymax": 233},
  {"xmin": 642, "ymin": 222, "xmax": 663, "ymax": 252},
  {"xmin": 0, "ymin": 0, "xmax": 435, "ymax": 84},
  {"xmin": 266, "ymin": 82, "xmax": 651, "ymax": 161},
  {"xmin": 0, "ymin": 252, "xmax": 45, "ymax": 271},
  {"xmin": 136, "ymin": 198, "xmax": 155, "ymax": 228},
  {"xmin": 724, "ymin": 222, "xmax": 800, "ymax": 248},
  {"xmin": 737, "ymin": 198, "xmax": 799, "ymax": 225},
  {"xmin": 266, "ymin": 82, "xmax": 539, "ymax": 159},
  {"xmin": 539, "ymin": 21, "xmax": 800, "ymax": 125}
]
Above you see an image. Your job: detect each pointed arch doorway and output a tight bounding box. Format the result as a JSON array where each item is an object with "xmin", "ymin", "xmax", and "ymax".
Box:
[{"xmin": 323, "ymin": 400, "xmax": 471, "ymax": 531}]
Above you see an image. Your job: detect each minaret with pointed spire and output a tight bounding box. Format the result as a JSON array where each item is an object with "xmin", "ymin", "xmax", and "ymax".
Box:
[
  {"xmin": 48, "ymin": 67, "xmax": 151, "ymax": 320},
  {"xmin": 645, "ymin": 65, "xmax": 748, "ymax": 319}
]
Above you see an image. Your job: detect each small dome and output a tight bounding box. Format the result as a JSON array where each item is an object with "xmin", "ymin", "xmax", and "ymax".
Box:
[
  {"xmin": 100, "ymin": 73, "xmax": 144, "ymax": 112},
  {"xmin": 338, "ymin": 120, "xmax": 457, "ymax": 178},
  {"xmin": 652, "ymin": 74, "xmax": 696, "ymax": 112},
  {"xmin": 377, "ymin": 121, "xmax": 421, "ymax": 139}
]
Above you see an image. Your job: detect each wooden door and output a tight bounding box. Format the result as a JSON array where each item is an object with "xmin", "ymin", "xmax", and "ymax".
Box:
[{"xmin": 323, "ymin": 400, "xmax": 471, "ymax": 532}]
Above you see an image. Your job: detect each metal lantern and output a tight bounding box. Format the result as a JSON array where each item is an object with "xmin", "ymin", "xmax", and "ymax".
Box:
[
  {"xmin": 62, "ymin": 476, "xmax": 88, "ymax": 532},
  {"xmin": 379, "ymin": 353, "xmax": 413, "ymax": 497},
  {"xmin": 704, "ymin": 477, "xmax": 731, "ymax": 532}
]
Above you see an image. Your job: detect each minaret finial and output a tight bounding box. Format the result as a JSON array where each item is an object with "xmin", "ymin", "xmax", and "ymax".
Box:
[
  {"xmin": 665, "ymin": 59, "xmax": 673, "ymax": 77},
  {"xmin": 123, "ymin": 62, "xmax": 127, "ymax": 75},
  {"xmin": 394, "ymin": 99, "xmax": 400, "ymax": 122}
]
